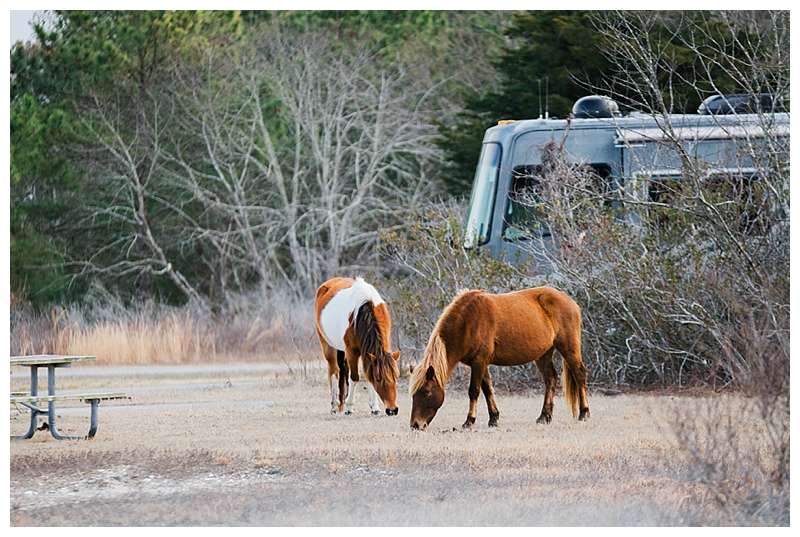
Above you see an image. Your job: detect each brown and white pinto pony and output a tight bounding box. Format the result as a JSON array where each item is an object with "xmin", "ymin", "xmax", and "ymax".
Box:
[
  {"xmin": 409, "ymin": 287, "xmax": 589, "ymax": 430},
  {"xmin": 315, "ymin": 277, "xmax": 400, "ymax": 416}
]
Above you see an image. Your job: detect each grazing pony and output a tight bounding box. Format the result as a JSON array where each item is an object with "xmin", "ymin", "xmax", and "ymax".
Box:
[
  {"xmin": 409, "ymin": 287, "xmax": 589, "ymax": 430},
  {"xmin": 315, "ymin": 277, "xmax": 400, "ymax": 416}
]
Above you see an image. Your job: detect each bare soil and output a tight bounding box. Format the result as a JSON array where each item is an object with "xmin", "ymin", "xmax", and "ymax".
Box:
[{"xmin": 10, "ymin": 362, "xmax": 723, "ymax": 526}]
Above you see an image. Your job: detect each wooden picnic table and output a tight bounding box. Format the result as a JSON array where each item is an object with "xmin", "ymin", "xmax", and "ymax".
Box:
[{"xmin": 10, "ymin": 354, "xmax": 128, "ymax": 440}]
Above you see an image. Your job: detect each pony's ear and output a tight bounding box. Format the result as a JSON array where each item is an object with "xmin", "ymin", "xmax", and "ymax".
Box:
[
  {"xmin": 391, "ymin": 350, "xmax": 400, "ymax": 361},
  {"xmin": 425, "ymin": 365, "xmax": 435, "ymax": 381}
]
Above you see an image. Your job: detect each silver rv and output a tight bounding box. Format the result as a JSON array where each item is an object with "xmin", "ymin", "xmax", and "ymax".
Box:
[{"xmin": 464, "ymin": 95, "xmax": 789, "ymax": 267}]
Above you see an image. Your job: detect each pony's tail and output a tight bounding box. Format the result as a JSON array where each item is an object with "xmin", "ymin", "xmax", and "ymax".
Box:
[{"xmin": 562, "ymin": 361, "xmax": 580, "ymax": 418}]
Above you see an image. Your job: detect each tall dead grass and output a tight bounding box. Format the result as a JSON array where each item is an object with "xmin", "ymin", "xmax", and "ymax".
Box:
[
  {"xmin": 63, "ymin": 313, "xmax": 215, "ymax": 364},
  {"xmin": 10, "ymin": 291, "xmax": 317, "ymax": 365}
]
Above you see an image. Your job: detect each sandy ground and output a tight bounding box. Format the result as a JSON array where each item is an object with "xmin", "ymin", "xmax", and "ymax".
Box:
[{"xmin": 10, "ymin": 361, "xmax": 715, "ymax": 526}]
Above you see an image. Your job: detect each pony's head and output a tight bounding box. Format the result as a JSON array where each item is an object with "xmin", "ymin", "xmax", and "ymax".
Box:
[
  {"xmin": 410, "ymin": 365, "xmax": 445, "ymax": 429},
  {"xmin": 409, "ymin": 333, "xmax": 448, "ymax": 430},
  {"xmin": 354, "ymin": 299, "xmax": 400, "ymax": 415},
  {"xmin": 364, "ymin": 350, "xmax": 400, "ymax": 415}
]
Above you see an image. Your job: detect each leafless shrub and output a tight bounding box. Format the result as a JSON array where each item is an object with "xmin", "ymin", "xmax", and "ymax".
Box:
[
  {"xmin": 671, "ymin": 279, "xmax": 788, "ymax": 526},
  {"xmin": 671, "ymin": 345, "xmax": 788, "ymax": 525}
]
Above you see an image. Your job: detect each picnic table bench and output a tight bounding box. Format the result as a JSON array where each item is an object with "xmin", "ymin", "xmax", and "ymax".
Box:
[{"xmin": 10, "ymin": 355, "xmax": 130, "ymax": 440}]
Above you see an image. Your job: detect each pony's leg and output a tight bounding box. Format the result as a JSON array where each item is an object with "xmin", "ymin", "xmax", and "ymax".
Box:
[
  {"xmin": 320, "ymin": 336, "xmax": 340, "ymax": 414},
  {"xmin": 366, "ymin": 382, "xmax": 382, "ymax": 415},
  {"xmin": 323, "ymin": 343, "xmax": 339, "ymax": 414},
  {"xmin": 481, "ymin": 369, "xmax": 500, "ymax": 427},
  {"xmin": 463, "ymin": 364, "xmax": 485, "ymax": 429},
  {"xmin": 336, "ymin": 350, "xmax": 349, "ymax": 413},
  {"xmin": 559, "ymin": 340, "xmax": 590, "ymax": 421},
  {"xmin": 344, "ymin": 350, "xmax": 360, "ymax": 415},
  {"xmin": 345, "ymin": 379, "xmax": 358, "ymax": 415},
  {"xmin": 535, "ymin": 348, "xmax": 557, "ymax": 424},
  {"xmin": 329, "ymin": 372, "xmax": 340, "ymax": 414},
  {"xmin": 346, "ymin": 350, "xmax": 360, "ymax": 383},
  {"xmin": 572, "ymin": 353, "xmax": 591, "ymax": 421}
]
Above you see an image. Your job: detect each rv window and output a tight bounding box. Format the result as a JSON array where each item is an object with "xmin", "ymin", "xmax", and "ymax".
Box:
[
  {"xmin": 646, "ymin": 171, "xmax": 763, "ymax": 233},
  {"xmin": 503, "ymin": 166, "xmax": 549, "ymax": 241},
  {"xmin": 464, "ymin": 143, "xmax": 502, "ymax": 248},
  {"xmin": 706, "ymin": 172, "xmax": 765, "ymax": 235},
  {"xmin": 502, "ymin": 163, "xmax": 613, "ymax": 241}
]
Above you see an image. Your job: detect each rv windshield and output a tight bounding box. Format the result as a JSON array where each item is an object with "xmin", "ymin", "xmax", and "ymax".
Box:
[{"xmin": 464, "ymin": 143, "xmax": 502, "ymax": 248}]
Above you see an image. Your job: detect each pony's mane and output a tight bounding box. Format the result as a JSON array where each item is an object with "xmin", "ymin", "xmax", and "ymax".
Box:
[
  {"xmin": 355, "ymin": 301, "xmax": 398, "ymax": 384},
  {"xmin": 410, "ymin": 289, "xmax": 476, "ymax": 395},
  {"xmin": 365, "ymin": 354, "xmax": 399, "ymax": 385},
  {"xmin": 354, "ymin": 301, "xmax": 383, "ymax": 357}
]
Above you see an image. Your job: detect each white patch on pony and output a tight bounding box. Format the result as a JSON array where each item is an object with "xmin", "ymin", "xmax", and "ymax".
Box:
[
  {"xmin": 367, "ymin": 381, "xmax": 382, "ymax": 413},
  {"xmin": 319, "ymin": 277, "xmax": 385, "ymax": 351},
  {"xmin": 330, "ymin": 373, "xmax": 339, "ymax": 413},
  {"xmin": 345, "ymin": 376, "xmax": 373, "ymax": 413},
  {"xmin": 345, "ymin": 378, "xmax": 358, "ymax": 413}
]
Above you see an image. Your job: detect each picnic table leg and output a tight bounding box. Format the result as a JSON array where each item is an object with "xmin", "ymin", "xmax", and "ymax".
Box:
[
  {"xmin": 46, "ymin": 365, "xmax": 83, "ymax": 441},
  {"xmin": 87, "ymin": 400, "xmax": 99, "ymax": 438},
  {"xmin": 11, "ymin": 366, "xmax": 41, "ymax": 440}
]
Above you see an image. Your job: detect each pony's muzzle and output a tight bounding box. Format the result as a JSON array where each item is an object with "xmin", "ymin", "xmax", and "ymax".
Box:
[
  {"xmin": 410, "ymin": 419, "xmax": 427, "ymax": 431},
  {"xmin": 385, "ymin": 407, "xmax": 399, "ymax": 416}
]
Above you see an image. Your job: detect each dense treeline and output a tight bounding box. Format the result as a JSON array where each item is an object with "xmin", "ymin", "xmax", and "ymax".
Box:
[
  {"xmin": 10, "ymin": 10, "xmax": 509, "ymax": 305},
  {"xmin": 10, "ymin": 10, "xmax": 783, "ymax": 306}
]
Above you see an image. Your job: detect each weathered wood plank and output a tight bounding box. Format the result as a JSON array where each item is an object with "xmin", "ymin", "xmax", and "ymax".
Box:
[
  {"xmin": 10, "ymin": 355, "xmax": 96, "ymax": 367},
  {"xmin": 10, "ymin": 392, "xmax": 129, "ymax": 404}
]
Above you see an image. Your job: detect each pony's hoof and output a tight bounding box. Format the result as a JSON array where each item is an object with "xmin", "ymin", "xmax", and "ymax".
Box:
[
  {"xmin": 330, "ymin": 408, "xmax": 337, "ymax": 415},
  {"xmin": 344, "ymin": 410, "xmax": 352, "ymax": 416},
  {"xmin": 579, "ymin": 409, "xmax": 590, "ymax": 421},
  {"xmin": 536, "ymin": 414, "xmax": 552, "ymax": 424},
  {"xmin": 371, "ymin": 410, "xmax": 381, "ymax": 416},
  {"xmin": 462, "ymin": 418, "xmax": 475, "ymax": 429},
  {"xmin": 488, "ymin": 412, "xmax": 500, "ymax": 427}
]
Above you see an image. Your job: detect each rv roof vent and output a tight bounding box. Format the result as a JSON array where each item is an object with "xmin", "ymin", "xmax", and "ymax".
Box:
[
  {"xmin": 572, "ymin": 95, "xmax": 620, "ymax": 119},
  {"xmin": 698, "ymin": 93, "xmax": 784, "ymax": 115}
]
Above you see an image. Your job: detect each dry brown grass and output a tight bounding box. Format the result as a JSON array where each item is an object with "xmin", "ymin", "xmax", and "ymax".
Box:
[
  {"xmin": 10, "ymin": 293, "xmax": 317, "ymax": 364},
  {"xmin": 62, "ymin": 313, "xmax": 215, "ymax": 364},
  {"xmin": 672, "ymin": 396, "xmax": 789, "ymax": 525},
  {"xmin": 10, "ymin": 364, "xmax": 784, "ymax": 526}
]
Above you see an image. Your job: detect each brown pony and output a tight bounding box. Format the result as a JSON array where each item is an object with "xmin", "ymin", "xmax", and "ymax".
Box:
[
  {"xmin": 315, "ymin": 277, "xmax": 400, "ymax": 416},
  {"xmin": 409, "ymin": 287, "xmax": 589, "ymax": 430}
]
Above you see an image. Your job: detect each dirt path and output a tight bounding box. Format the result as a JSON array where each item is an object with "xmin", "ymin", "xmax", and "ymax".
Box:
[{"xmin": 10, "ymin": 363, "xmax": 706, "ymax": 525}]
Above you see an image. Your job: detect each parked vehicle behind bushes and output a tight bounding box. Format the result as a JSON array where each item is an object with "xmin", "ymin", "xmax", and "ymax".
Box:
[{"xmin": 464, "ymin": 95, "xmax": 789, "ymax": 270}]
